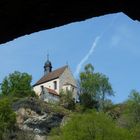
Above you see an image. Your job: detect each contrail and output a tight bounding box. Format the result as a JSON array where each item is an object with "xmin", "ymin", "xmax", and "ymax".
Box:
[
  {"xmin": 74, "ymin": 36, "xmax": 100, "ymax": 77},
  {"xmin": 74, "ymin": 13, "xmax": 120, "ymax": 77}
]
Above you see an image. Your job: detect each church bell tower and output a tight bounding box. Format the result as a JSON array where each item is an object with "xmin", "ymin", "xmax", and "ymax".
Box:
[{"xmin": 44, "ymin": 55, "xmax": 52, "ymax": 75}]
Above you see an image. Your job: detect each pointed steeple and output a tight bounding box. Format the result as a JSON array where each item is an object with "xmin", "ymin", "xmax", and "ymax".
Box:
[{"xmin": 44, "ymin": 54, "xmax": 52, "ymax": 75}]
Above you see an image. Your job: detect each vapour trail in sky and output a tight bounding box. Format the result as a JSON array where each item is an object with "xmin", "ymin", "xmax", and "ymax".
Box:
[
  {"xmin": 74, "ymin": 14, "xmax": 119, "ymax": 77},
  {"xmin": 74, "ymin": 36, "xmax": 100, "ymax": 77}
]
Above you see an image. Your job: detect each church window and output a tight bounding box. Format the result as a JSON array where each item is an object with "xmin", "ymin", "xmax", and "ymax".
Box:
[
  {"xmin": 72, "ymin": 87, "xmax": 74, "ymax": 92},
  {"xmin": 54, "ymin": 81, "xmax": 57, "ymax": 90}
]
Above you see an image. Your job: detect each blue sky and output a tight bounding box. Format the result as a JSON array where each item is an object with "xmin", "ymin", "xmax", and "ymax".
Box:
[{"xmin": 0, "ymin": 12, "xmax": 140, "ymax": 103}]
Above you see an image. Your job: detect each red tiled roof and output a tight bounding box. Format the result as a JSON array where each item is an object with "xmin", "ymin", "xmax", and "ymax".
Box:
[
  {"xmin": 46, "ymin": 87, "xmax": 59, "ymax": 96},
  {"xmin": 34, "ymin": 65, "xmax": 68, "ymax": 86}
]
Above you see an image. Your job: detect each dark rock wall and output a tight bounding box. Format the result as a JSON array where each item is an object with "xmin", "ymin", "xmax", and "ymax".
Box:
[{"xmin": 0, "ymin": 0, "xmax": 140, "ymax": 44}]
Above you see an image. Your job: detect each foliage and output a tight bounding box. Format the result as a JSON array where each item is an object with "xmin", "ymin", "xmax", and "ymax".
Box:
[
  {"xmin": 102, "ymin": 99, "xmax": 113, "ymax": 112},
  {"xmin": 59, "ymin": 90, "xmax": 75, "ymax": 110},
  {"xmin": 96, "ymin": 73, "xmax": 114, "ymax": 110},
  {"xmin": 131, "ymin": 124, "xmax": 140, "ymax": 140},
  {"xmin": 0, "ymin": 98, "xmax": 16, "ymax": 139},
  {"xmin": 127, "ymin": 89, "xmax": 140, "ymax": 123},
  {"xmin": 79, "ymin": 64, "xmax": 97, "ymax": 96},
  {"xmin": 79, "ymin": 64, "xmax": 99, "ymax": 109},
  {"xmin": 105, "ymin": 103, "xmax": 125, "ymax": 120},
  {"xmin": 79, "ymin": 92, "xmax": 98, "ymax": 109},
  {"xmin": 114, "ymin": 90, "xmax": 140, "ymax": 140},
  {"xmin": 1, "ymin": 71, "xmax": 35, "ymax": 97},
  {"xmin": 74, "ymin": 103, "xmax": 85, "ymax": 113},
  {"xmin": 118, "ymin": 90, "xmax": 140, "ymax": 128},
  {"xmin": 79, "ymin": 64, "xmax": 114, "ymax": 110},
  {"xmin": 49, "ymin": 127, "xmax": 61, "ymax": 136},
  {"xmin": 52, "ymin": 111, "xmax": 132, "ymax": 140}
]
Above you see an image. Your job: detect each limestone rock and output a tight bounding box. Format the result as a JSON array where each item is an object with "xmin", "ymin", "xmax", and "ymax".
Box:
[{"xmin": 13, "ymin": 98, "xmax": 64, "ymax": 135}]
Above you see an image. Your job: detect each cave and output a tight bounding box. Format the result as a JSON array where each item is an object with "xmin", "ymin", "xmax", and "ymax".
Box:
[{"xmin": 0, "ymin": 0, "xmax": 140, "ymax": 44}]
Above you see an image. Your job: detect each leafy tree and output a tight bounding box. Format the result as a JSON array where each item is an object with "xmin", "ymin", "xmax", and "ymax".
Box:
[
  {"xmin": 1, "ymin": 71, "xmax": 34, "ymax": 97},
  {"xmin": 0, "ymin": 98, "xmax": 16, "ymax": 139},
  {"xmin": 52, "ymin": 111, "xmax": 132, "ymax": 140},
  {"xmin": 79, "ymin": 64, "xmax": 114, "ymax": 110},
  {"xmin": 79, "ymin": 64, "xmax": 98, "ymax": 97},
  {"xmin": 79, "ymin": 64, "xmax": 99, "ymax": 109},
  {"xmin": 1, "ymin": 77, "xmax": 9, "ymax": 96},
  {"xmin": 97, "ymin": 73, "xmax": 114, "ymax": 110}
]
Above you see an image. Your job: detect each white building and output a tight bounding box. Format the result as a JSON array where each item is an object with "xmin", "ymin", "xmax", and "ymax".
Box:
[{"xmin": 33, "ymin": 57, "xmax": 77, "ymax": 102}]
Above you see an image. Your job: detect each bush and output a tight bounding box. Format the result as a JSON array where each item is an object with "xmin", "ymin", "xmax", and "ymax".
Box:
[
  {"xmin": 59, "ymin": 90, "xmax": 75, "ymax": 111},
  {"xmin": 53, "ymin": 111, "xmax": 132, "ymax": 140},
  {"xmin": 0, "ymin": 98, "xmax": 16, "ymax": 139}
]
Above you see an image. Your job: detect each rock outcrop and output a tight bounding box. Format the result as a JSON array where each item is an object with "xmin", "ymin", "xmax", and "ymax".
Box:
[{"xmin": 12, "ymin": 97, "xmax": 65, "ymax": 135}]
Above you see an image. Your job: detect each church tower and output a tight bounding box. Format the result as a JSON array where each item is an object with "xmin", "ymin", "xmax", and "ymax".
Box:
[{"xmin": 44, "ymin": 55, "xmax": 52, "ymax": 75}]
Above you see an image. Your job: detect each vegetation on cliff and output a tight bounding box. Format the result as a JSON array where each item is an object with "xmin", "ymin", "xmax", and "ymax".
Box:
[{"xmin": 0, "ymin": 65, "xmax": 140, "ymax": 140}]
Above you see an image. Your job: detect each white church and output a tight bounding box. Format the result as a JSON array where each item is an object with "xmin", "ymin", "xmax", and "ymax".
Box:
[{"xmin": 33, "ymin": 57, "xmax": 77, "ymax": 102}]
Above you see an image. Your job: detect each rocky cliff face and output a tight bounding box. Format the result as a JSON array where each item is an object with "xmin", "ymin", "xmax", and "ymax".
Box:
[
  {"xmin": 16, "ymin": 108, "xmax": 63, "ymax": 135},
  {"xmin": 12, "ymin": 97, "xmax": 66, "ymax": 136}
]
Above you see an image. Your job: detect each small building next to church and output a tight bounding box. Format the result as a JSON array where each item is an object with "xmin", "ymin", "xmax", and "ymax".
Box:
[{"xmin": 33, "ymin": 57, "xmax": 77, "ymax": 102}]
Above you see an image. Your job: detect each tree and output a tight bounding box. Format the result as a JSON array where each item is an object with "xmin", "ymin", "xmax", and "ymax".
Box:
[
  {"xmin": 1, "ymin": 71, "xmax": 34, "ymax": 97},
  {"xmin": 0, "ymin": 98, "xmax": 16, "ymax": 139},
  {"xmin": 79, "ymin": 64, "xmax": 98, "ymax": 97},
  {"xmin": 79, "ymin": 64, "xmax": 114, "ymax": 110},
  {"xmin": 79, "ymin": 64, "xmax": 99, "ymax": 109},
  {"xmin": 1, "ymin": 77, "xmax": 9, "ymax": 96},
  {"xmin": 97, "ymin": 73, "xmax": 114, "ymax": 110}
]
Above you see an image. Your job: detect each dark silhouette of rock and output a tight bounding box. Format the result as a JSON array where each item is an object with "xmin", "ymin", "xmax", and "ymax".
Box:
[{"xmin": 0, "ymin": 0, "xmax": 140, "ymax": 44}]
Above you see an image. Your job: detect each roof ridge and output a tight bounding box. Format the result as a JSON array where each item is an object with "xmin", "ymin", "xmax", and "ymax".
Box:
[{"xmin": 51, "ymin": 65, "xmax": 68, "ymax": 73}]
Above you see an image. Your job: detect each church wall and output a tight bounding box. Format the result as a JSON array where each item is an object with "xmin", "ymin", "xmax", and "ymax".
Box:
[
  {"xmin": 40, "ymin": 91, "xmax": 60, "ymax": 103},
  {"xmin": 33, "ymin": 78, "xmax": 59, "ymax": 96},
  {"xmin": 59, "ymin": 67, "xmax": 77, "ymax": 99},
  {"xmin": 59, "ymin": 67, "xmax": 76, "ymax": 89}
]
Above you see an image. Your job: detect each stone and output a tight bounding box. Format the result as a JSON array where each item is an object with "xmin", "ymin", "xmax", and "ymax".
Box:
[{"xmin": 13, "ymin": 98, "xmax": 64, "ymax": 136}]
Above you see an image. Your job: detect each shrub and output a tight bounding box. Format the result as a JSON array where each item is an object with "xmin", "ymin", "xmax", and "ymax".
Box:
[{"xmin": 53, "ymin": 111, "xmax": 132, "ymax": 140}]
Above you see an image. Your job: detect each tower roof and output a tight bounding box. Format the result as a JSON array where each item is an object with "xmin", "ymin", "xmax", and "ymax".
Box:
[
  {"xmin": 44, "ymin": 60, "xmax": 52, "ymax": 67},
  {"xmin": 44, "ymin": 54, "xmax": 52, "ymax": 67}
]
